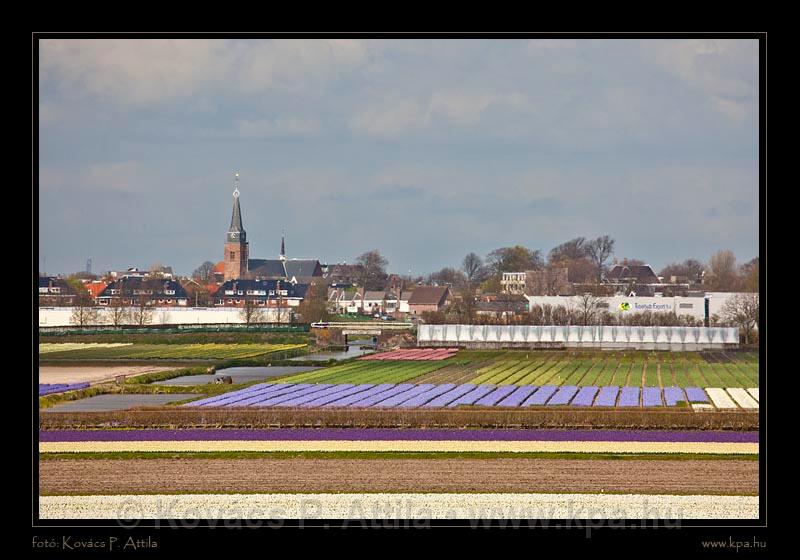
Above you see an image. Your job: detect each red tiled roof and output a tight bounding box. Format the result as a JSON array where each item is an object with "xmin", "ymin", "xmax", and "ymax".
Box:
[
  {"xmin": 213, "ymin": 261, "xmax": 225, "ymax": 274},
  {"xmin": 84, "ymin": 282, "xmax": 108, "ymax": 298}
]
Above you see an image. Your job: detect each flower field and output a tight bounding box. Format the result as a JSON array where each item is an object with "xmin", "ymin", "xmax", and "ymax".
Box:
[
  {"xmin": 38, "ymin": 382, "xmax": 90, "ymax": 396},
  {"xmin": 347, "ymin": 350, "xmax": 760, "ymax": 389},
  {"xmin": 38, "ymin": 343, "xmax": 306, "ymax": 360},
  {"xmin": 359, "ymin": 348, "xmax": 459, "ymax": 361},
  {"xmin": 40, "ymin": 428, "xmax": 759, "ymax": 442},
  {"xmin": 269, "ymin": 361, "xmax": 450, "ymax": 385},
  {"xmin": 39, "ymin": 493, "xmax": 759, "ymax": 519},
  {"xmin": 38, "ymin": 343, "xmax": 133, "ymax": 353},
  {"xmin": 180, "ymin": 381, "xmax": 759, "ymax": 410}
]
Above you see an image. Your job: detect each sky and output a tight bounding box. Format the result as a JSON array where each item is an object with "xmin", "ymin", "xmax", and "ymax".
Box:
[{"xmin": 38, "ymin": 38, "xmax": 760, "ymax": 277}]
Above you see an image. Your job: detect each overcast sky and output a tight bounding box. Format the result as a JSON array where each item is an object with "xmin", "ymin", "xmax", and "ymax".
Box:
[{"xmin": 38, "ymin": 38, "xmax": 759, "ymax": 277}]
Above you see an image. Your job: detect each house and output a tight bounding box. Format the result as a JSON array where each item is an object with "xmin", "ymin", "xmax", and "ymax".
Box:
[
  {"xmin": 97, "ymin": 277, "xmax": 189, "ymax": 307},
  {"xmin": 83, "ymin": 280, "xmax": 109, "ymax": 301},
  {"xmin": 604, "ymin": 264, "xmax": 660, "ymax": 285},
  {"xmin": 500, "ymin": 272, "xmax": 527, "ymax": 294},
  {"xmin": 407, "ymin": 286, "xmax": 451, "ymax": 316},
  {"xmin": 323, "ymin": 263, "xmax": 365, "ymax": 286},
  {"xmin": 328, "ymin": 288, "xmax": 364, "ymax": 314},
  {"xmin": 398, "ymin": 291, "xmax": 413, "ymax": 314},
  {"xmin": 213, "ymin": 279, "xmax": 308, "ymax": 308},
  {"xmin": 110, "ymin": 267, "xmax": 147, "ymax": 279},
  {"xmin": 38, "ymin": 276, "xmax": 78, "ymax": 306},
  {"xmin": 363, "ymin": 291, "xmax": 388, "ymax": 315}
]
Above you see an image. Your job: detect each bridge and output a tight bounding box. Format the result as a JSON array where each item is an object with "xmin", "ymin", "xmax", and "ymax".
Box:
[{"xmin": 310, "ymin": 321, "xmax": 414, "ymax": 342}]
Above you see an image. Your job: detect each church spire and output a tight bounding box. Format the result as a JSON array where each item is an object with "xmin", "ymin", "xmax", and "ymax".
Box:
[
  {"xmin": 229, "ymin": 172, "xmax": 245, "ymax": 233},
  {"xmin": 279, "ymin": 229, "xmax": 286, "ymax": 261}
]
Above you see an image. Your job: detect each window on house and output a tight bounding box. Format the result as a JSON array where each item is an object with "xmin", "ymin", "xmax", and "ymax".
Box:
[{"xmin": 679, "ymin": 303, "xmax": 694, "ymax": 309}]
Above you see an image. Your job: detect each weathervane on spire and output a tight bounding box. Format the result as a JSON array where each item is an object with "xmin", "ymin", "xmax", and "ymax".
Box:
[{"xmin": 233, "ymin": 172, "xmax": 240, "ymax": 198}]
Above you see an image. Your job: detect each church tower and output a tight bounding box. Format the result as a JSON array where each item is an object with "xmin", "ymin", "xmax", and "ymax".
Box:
[{"xmin": 224, "ymin": 172, "xmax": 249, "ymax": 281}]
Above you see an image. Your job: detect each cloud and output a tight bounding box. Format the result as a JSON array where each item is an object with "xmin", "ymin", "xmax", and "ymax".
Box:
[
  {"xmin": 39, "ymin": 39, "xmax": 370, "ymax": 105},
  {"xmin": 40, "ymin": 39, "xmax": 228, "ymax": 105},
  {"xmin": 351, "ymin": 91, "xmax": 528, "ymax": 136},
  {"xmin": 235, "ymin": 39, "xmax": 369, "ymax": 94},
  {"xmin": 527, "ymin": 39, "xmax": 578, "ymax": 51},
  {"xmin": 643, "ymin": 39, "xmax": 758, "ymax": 122},
  {"xmin": 39, "ymin": 101, "xmax": 62, "ymax": 126},
  {"xmin": 235, "ymin": 115, "xmax": 319, "ymax": 138},
  {"xmin": 350, "ymin": 99, "xmax": 428, "ymax": 136}
]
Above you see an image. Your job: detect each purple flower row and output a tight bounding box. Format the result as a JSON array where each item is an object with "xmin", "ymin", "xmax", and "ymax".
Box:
[
  {"xmin": 183, "ymin": 383, "xmax": 712, "ymax": 409},
  {"xmin": 39, "ymin": 428, "xmax": 759, "ymax": 443},
  {"xmin": 39, "ymin": 383, "xmax": 90, "ymax": 396}
]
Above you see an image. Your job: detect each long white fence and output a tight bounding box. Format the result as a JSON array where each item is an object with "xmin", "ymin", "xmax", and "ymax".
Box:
[
  {"xmin": 418, "ymin": 324, "xmax": 739, "ymax": 350},
  {"xmin": 38, "ymin": 306, "xmax": 293, "ymax": 327}
]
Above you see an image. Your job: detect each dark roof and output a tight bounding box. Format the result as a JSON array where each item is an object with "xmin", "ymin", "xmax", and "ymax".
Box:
[
  {"xmin": 407, "ymin": 286, "xmax": 450, "ymax": 306},
  {"xmin": 247, "ymin": 259, "xmax": 322, "ymax": 280},
  {"xmin": 98, "ymin": 277, "xmax": 188, "ymax": 299},
  {"xmin": 606, "ymin": 265, "xmax": 659, "ymax": 283},
  {"xmin": 38, "ymin": 276, "xmax": 75, "ymax": 292},
  {"xmin": 248, "ymin": 259, "xmax": 286, "ymax": 278},
  {"xmin": 213, "ymin": 279, "xmax": 308, "ymax": 299},
  {"xmin": 284, "ymin": 259, "xmax": 322, "ymax": 279}
]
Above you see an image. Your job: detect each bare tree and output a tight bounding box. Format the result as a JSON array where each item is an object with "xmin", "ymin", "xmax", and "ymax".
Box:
[
  {"xmin": 721, "ymin": 293, "xmax": 759, "ymax": 345},
  {"xmin": 69, "ymin": 293, "xmax": 99, "ymax": 326},
  {"xmin": 193, "ymin": 261, "xmax": 216, "ymax": 282},
  {"xmin": 356, "ymin": 250, "xmax": 389, "ymax": 290},
  {"xmin": 574, "ymin": 293, "xmax": 604, "ymax": 325},
  {"xmin": 706, "ymin": 250, "xmax": 739, "ymax": 291},
  {"xmin": 462, "ymin": 252, "xmax": 488, "ymax": 286},
  {"xmin": 586, "ymin": 235, "xmax": 615, "ymax": 283},
  {"xmin": 132, "ymin": 293, "xmax": 154, "ymax": 326},
  {"xmin": 240, "ymin": 298, "xmax": 266, "ymax": 327},
  {"xmin": 107, "ymin": 298, "xmax": 131, "ymax": 327},
  {"xmin": 297, "ymin": 283, "xmax": 330, "ymax": 323}
]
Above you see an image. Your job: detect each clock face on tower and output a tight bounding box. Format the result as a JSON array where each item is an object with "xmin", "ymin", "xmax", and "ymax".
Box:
[{"xmin": 227, "ymin": 231, "xmax": 245, "ymax": 243}]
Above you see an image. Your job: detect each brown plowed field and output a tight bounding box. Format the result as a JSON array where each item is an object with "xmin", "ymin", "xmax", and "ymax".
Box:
[{"xmin": 39, "ymin": 458, "xmax": 758, "ymax": 495}]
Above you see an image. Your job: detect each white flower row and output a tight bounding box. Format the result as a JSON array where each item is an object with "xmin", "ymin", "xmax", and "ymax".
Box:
[
  {"xmin": 39, "ymin": 493, "xmax": 759, "ymax": 520},
  {"xmin": 39, "ymin": 342, "xmax": 133, "ymax": 353},
  {"xmin": 39, "ymin": 440, "xmax": 759, "ymax": 455}
]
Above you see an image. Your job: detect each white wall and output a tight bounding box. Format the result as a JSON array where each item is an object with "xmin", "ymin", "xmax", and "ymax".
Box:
[
  {"xmin": 526, "ymin": 295, "xmax": 710, "ymax": 321},
  {"xmin": 38, "ymin": 307, "xmax": 294, "ymax": 327}
]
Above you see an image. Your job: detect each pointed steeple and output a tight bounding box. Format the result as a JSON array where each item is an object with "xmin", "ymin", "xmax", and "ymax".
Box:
[
  {"xmin": 279, "ymin": 229, "xmax": 286, "ymax": 261},
  {"xmin": 226, "ymin": 172, "xmax": 246, "ymax": 246},
  {"xmin": 229, "ymin": 172, "xmax": 244, "ymax": 233}
]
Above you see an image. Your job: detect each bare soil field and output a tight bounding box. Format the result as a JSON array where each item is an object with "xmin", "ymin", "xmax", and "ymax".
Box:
[
  {"xmin": 39, "ymin": 458, "xmax": 758, "ymax": 495},
  {"xmin": 39, "ymin": 366, "xmax": 179, "ymax": 385}
]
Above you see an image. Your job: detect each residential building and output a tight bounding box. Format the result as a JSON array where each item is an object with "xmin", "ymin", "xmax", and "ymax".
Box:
[
  {"xmin": 213, "ymin": 279, "xmax": 308, "ymax": 308},
  {"xmin": 97, "ymin": 277, "xmax": 189, "ymax": 307},
  {"xmin": 38, "ymin": 276, "xmax": 78, "ymax": 306},
  {"xmin": 500, "ymin": 272, "xmax": 527, "ymax": 294},
  {"xmin": 604, "ymin": 264, "xmax": 660, "ymax": 285},
  {"xmin": 407, "ymin": 286, "xmax": 451, "ymax": 316}
]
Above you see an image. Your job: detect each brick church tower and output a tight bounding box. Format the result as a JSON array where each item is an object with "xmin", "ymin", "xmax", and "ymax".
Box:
[{"xmin": 224, "ymin": 173, "xmax": 249, "ymax": 281}]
